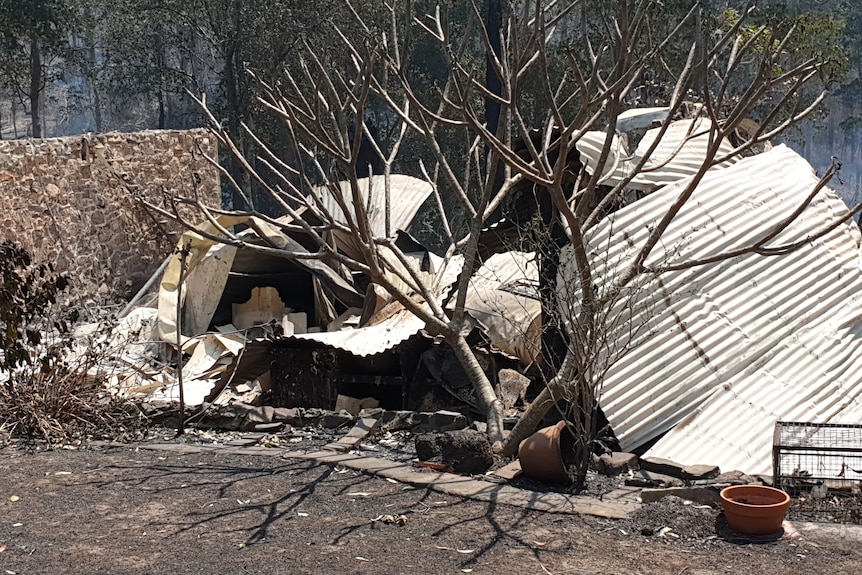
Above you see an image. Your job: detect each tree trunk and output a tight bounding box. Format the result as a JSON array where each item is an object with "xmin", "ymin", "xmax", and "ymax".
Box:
[
  {"xmin": 158, "ymin": 89, "xmax": 166, "ymax": 129},
  {"xmin": 29, "ymin": 35, "xmax": 42, "ymax": 138},
  {"xmin": 87, "ymin": 32, "xmax": 103, "ymax": 132},
  {"xmin": 500, "ymin": 350, "xmax": 573, "ymax": 457},
  {"xmin": 485, "ymin": 0, "xmax": 502, "ymax": 137},
  {"xmin": 447, "ymin": 332, "xmax": 504, "ymax": 447},
  {"xmin": 11, "ymin": 98, "xmax": 18, "ymax": 139}
]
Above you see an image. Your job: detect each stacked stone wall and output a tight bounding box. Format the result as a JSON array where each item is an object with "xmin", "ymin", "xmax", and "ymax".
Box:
[{"xmin": 0, "ymin": 129, "xmax": 220, "ymax": 302}]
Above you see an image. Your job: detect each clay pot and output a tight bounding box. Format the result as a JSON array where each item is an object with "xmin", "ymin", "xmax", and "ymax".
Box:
[
  {"xmin": 518, "ymin": 420, "xmax": 569, "ymax": 484},
  {"xmin": 720, "ymin": 485, "xmax": 791, "ymax": 536}
]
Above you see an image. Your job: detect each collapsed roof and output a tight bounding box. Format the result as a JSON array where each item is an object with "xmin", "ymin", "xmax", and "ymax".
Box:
[
  {"xmin": 110, "ymin": 174, "xmax": 467, "ymax": 405},
  {"xmin": 108, "ymin": 110, "xmax": 862, "ymax": 476},
  {"xmin": 564, "ymin": 142, "xmax": 862, "ymax": 474}
]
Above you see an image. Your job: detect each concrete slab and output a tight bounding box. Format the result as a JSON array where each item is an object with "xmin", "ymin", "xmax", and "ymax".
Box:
[
  {"xmin": 292, "ymin": 450, "xmax": 636, "ymax": 519},
  {"xmin": 323, "ymin": 417, "xmax": 379, "ymax": 452},
  {"xmin": 489, "ymin": 460, "xmax": 522, "ymax": 482},
  {"xmin": 784, "ymin": 520, "xmax": 862, "ymax": 543},
  {"xmin": 132, "ymin": 441, "xmax": 862, "ymax": 538}
]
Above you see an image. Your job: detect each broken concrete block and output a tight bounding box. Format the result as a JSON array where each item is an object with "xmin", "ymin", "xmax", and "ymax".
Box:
[
  {"xmin": 490, "ymin": 459, "xmax": 523, "ymax": 482},
  {"xmin": 281, "ymin": 317, "xmax": 295, "ymax": 336},
  {"xmin": 471, "ymin": 421, "xmax": 488, "ymax": 434},
  {"xmin": 232, "ymin": 286, "xmax": 289, "ymax": 329},
  {"xmin": 245, "ymin": 405, "xmax": 275, "ymax": 424},
  {"xmin": 640, "ymin": 456, "xmax": 687, "ymax": 479},
  {"xmin": 253, "ymin": 422, "xmax": 285, "ymax": 432},
  {"xmin": 639, "ymin": 485, "xmax": 727, "ymax": 507},
  {"xmin": 415, "ymin": 429, "xmax": 494, "ymax": 474},
  {"xmin": 324, "ymin": 418, "xmax": 380, "ymax": 452},
  {"xmin": 288, "ymin": 312, "xmax": 307, "ymax": 334},
  {"xmin": 428, "ymin": 410, "xmax": 468, "ymax": 432},
  {"xmin": 334, "ymin": 394, "xmax": 380, "ymax": 417},
  {"xmin": 681, "ymin": 464, "xmax": 721, "ymax": 481},
  {"xmin": 715, "ymin": 470, "xmax": 759, "ymax": 485},
  {"xmin": 272, "ymin": 407, "xmax": 302, "ymax": 425},
  {"xmin": 381, "ymin": 410, "xmax": 421, "ymax": 431},
  {"xmin": 299, "ymin": 408, "xmax": 324, "ymax": 427},
  {"xmin": 497, "ymin": 369, "xmax": 530, "ymax": 410},
  {"xmin": 596, "ymin": 452, "xmax": 639, "ymax": 476},
  {"xmin": 640, "ymin": 457, "xmax": 721, "ymax": 481},
  {"xmin": 320, "ymin": 410, "xmax": 354, "ymax": 429},
  {"xmin": 624, "ymin": 470, "xmax": 684, "ymax": 488},
  {"xmin": 358, "ymin": 407, "xmax": 385, "ymax": 419}
]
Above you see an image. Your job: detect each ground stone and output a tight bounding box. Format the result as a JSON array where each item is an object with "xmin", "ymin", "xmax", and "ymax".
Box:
[
  {"xmin": 640, "ymin": 456, "xmax": 686, "ymax": 479},
  {"xmin": 596, "ymin": 452, "xmax": 639, "ymax": 475},
  {"xmin": 320, "ymin": 411, "xmax": 354, "ymax": 429},
  {"xmin": 681, "ymin": 464, "xmax": 721, "ymax": 480},
  {"xmin": 715, "ymin": 470, "xmax": 760, "ymax": 485},
  {"xmin": 625, "ymin": 470, "xmax": 684, "ymax": 488},
  {"xmin": 414, "ymin": 429, "xmax": 494, "ymax": 474}
]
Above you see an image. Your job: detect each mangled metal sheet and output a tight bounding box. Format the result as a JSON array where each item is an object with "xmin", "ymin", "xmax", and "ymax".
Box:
[
  {"xmin": 575, "ymin": 118, "xmax": 738, "ymax": 191},
  {"xmin": 560, "ymin": 144, "xmax": 862, "ymax": 474},
  {"xmin": 459, "ymin": 251, "xmax": 542, "ymax": 364},
  {"xmin": 289, "ymin": 255, "xmax": 464, "ymax": 356},
  {"xmin": 156, "ymin": 214, "xmax": 362, "ymax": 344},
  {"xmin": 615, "ymin": 106, "xmax": 670, "ymax": 132},
  {"xmin": 311, "ymin": 174, "xmax": 433, "ymax": 259}
]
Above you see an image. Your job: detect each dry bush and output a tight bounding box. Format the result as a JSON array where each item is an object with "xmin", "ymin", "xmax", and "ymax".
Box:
[{"xmin": 0, "ymin": 243, "xmax": 148, "ymax": 444}]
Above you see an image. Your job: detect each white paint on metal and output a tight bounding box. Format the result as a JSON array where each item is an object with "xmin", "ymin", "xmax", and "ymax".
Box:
[
  {"xmin": 460, "ymin": 251, "xmax": 542, "ymax": 364},
  {"xmin": 575, "ymin": 118, "xmax": 738, "ymax": 191},
  {"xmin": 290, "ymin": 255, "xmax": 464, "ymax": 356},
  {"xmin": 312, "ymin": 174, "xmax": 432, "ymax": 238},
  {"xmin": 561, "ymin": 144, "xmax": 862, "ymax": 474}
]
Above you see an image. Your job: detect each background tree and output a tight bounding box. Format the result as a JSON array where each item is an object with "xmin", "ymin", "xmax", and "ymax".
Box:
[{"xmin": 0, "ymin": 0, "xmax": 74, "ymax": 138}]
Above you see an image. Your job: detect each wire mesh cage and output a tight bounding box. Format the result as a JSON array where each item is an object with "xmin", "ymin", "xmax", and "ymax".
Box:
[{"xmin": 773, "ymin": 421, "xmax": 862, "ymax": 495}]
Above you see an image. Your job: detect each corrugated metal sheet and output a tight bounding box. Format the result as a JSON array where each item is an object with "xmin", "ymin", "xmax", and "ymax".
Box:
[
  {"xmin": 312, "ymin": 174, "xmax": 432, "ymax": 237},
  {"xmin": 575, "ymin": 118, "xmax": 738, "ymax": 191},
  {"xmin": 560, "ymin": 144, "xmax": 862, "ymax": 474},
  {"xmin": 616, "ymin": 107, "xmax": 670, "ymax": 132},
  {"xmin": 461, "ymin": 251, "xmax": 542, "ymax": 363},
  {"xmin": 289, "ymin": 255, "xmax": 464, "ymax": 356}
]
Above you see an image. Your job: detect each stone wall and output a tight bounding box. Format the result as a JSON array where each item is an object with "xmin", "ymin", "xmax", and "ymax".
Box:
[{"xmin": 0, "ymin": 129, "xmax": 220, "ymax": 302}]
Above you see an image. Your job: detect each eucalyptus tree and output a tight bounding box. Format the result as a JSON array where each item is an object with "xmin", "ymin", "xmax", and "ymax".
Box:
[{"xmin": 0, "ymin": 0, "xmax": 75, "ymax": 137}]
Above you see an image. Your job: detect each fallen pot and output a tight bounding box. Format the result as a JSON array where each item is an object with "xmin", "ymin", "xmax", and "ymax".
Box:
[
  {"xmin": 720, "ymin": 484, "xmax": 791, "ymax": 536},
  {"xmin": 518, "ymin": 420, "xmax": 569, "ymax": 484}
]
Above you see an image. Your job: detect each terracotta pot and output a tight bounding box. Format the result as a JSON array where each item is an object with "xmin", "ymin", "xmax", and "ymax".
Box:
[
  {"xmin": 720, "ymin": 485, "xmax": 791, "ymax": 536},
  {"xmin": 518, "ymin": 420, "xmax": 569, "ymax": 484}
]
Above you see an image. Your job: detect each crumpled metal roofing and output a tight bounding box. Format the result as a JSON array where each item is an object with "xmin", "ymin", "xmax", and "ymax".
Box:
[
  {"xmin": 289, "ymin": 255, "xmax": 464, "ymax": 356},
  {"xmin": 562, "ymin": 143, "xmax": 862, "ymax": 475},
  {"xmin": 460, "ymin": 251, "xmax": 542, "ymax": 363},
  {"xmin": 312, "ymin": 174, "xmax": 432, "ymax": 237},
  {"xmin": 575, "ymin": 118, "xmax": 738, "ymax": 191}
]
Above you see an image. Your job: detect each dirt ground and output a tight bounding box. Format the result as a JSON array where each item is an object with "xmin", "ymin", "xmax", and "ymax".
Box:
[{"xmin": 2, "ymin": 440, "xmax": 861, "ymax": 575}]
